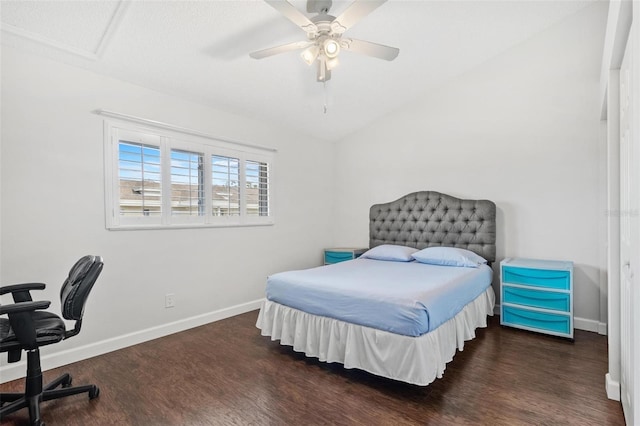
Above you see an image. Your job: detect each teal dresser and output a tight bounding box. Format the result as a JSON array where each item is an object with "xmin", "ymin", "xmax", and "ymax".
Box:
[
  {"xmin": 324, "ymin": 248, "xmax": 367, "ymax": 265},
  {"xmin": 500, "ymin": 257, "xmax": 574, "ymax": 339}
]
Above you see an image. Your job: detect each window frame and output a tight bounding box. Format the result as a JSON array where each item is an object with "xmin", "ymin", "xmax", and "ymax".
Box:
[{"xmin": 103, "ymin": 117, "xmax": 275, "ymax": 230}]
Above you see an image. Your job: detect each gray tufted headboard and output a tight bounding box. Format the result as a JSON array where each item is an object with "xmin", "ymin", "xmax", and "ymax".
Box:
[{"xmin": 369, "ymin": 191, "xmax": 496, "ymax": 262}]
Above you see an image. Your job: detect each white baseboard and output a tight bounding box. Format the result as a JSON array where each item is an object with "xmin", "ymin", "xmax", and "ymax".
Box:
[
  {"xmin": 574, "ymin": 317, "xmax": 608, "ymax": 335},
  {"xmin": 0, "ymin": 299, "xmax": 264, "ymax": 384},
  {"xmin": 597, "ymin": 322, "xmax": 608, "ymax": 336},
  {"xmin": 493, "ymin": 304, "xmax": 501, "ymax": 315},
  {"xmin": 606, "ymin": 373, "xmax": 621, "ymax": 401},
  {"xmin": 2, "ymin": 301, "xmax": 609, "ymax": 384}
]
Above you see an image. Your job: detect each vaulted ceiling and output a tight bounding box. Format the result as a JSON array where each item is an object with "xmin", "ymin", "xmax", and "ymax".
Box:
[{"xmin": 1, "ymin": 0, "xmax": 595, "ymax": 141}]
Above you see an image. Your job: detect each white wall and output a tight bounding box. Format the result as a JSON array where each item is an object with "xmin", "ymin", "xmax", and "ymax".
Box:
[
  {"xmin": 0, "ymin": 46, "xmax": 334, "ymax": 380},
  {"xmin": 332, "ymin": 3, "xmax": 608, "ymax": 327}
]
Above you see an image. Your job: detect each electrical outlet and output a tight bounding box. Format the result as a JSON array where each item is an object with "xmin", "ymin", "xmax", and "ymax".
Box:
[{"xmin": 165, "ymin": 293, "xmax": 175, "ymax": 308}]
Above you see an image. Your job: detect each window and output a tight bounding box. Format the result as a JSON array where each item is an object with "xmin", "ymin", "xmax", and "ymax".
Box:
[{"xmin": 103, "ymin": 116, "xmax": 275, "ymax": 229}]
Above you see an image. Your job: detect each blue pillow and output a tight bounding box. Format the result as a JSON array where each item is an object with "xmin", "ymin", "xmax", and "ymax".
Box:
[
  {"xmin": 360, "ymin": 244, "xmax": 418, "ymax": 262},
  {"xmin": 411, "ymin": 247, "xmax": 487, "ymax": 268}
]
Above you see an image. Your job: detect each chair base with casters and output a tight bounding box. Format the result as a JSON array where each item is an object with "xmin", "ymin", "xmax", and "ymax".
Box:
[
  {"xmin": 0, "ymin": 349, "xmax": 100, "ymax": 425},
  {"xmin": 0, "ymin": 255, "xmax": 104, "ymax": 426}
]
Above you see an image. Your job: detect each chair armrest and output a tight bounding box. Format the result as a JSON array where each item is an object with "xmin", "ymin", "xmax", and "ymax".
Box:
[
  {"xmin": 0, "ymin": 283, "xmax": 46, "ymax": 303},
  {"xmin": 0, "ymin": 300, "xmax": 51, "ymax": 315},
  {"xmin": 0, "ymin": 283, "xmax": 46, "ymax": 295},
  {"xmin": 0, "ymin": 300, "xmax": 51, "ymax": 349}
]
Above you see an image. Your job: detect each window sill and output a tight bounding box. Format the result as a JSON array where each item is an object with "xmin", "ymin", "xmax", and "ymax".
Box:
[{"xmin": 106, "ymin": 221, "xmax": 275, "ymax": 231}]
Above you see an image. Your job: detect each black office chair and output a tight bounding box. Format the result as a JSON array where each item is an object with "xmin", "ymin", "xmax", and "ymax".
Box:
[{"xmin": 0, "ymin": 255, "xmax": 104, "ymax": 426}]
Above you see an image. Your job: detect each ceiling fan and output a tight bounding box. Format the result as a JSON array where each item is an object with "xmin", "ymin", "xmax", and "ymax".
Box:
[{"xmin": 249, "ymin": 0, "xmax": 399, "ymax": 82}]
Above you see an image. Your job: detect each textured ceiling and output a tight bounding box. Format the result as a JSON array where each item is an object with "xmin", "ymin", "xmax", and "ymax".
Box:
[{"xmin": 1, "ymin": 0, "xmax": 595, "ymax": 142}]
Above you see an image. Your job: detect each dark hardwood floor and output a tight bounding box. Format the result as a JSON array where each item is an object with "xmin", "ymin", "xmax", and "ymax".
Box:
[{"xmin": 0, "ymin": 311, "xmax": 625, "ymax": 425}]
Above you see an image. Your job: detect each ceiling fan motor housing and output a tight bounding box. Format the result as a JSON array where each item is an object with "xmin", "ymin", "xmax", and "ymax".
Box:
[{"xmin": 307, "ymin": 0, "xmax": 333, "ymax": 14}]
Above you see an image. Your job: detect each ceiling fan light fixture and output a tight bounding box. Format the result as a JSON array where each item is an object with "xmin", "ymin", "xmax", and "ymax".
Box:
[
  {"xmin": 301, "ymin": 45, "xmax": 320, "ymax": 65},
  {"xmin": 323, "ymin": 38, "xmax": 340, "ymax": 59}
]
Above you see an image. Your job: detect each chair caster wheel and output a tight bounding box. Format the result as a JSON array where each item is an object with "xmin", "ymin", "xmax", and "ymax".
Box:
[{"xmin": 89, "ymin": 386, "xmax": 100, "ymax": 400}]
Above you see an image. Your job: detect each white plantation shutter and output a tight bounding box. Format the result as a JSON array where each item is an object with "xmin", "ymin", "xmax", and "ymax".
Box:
[
  {"xmin": 211, "ymin": 155, "xmax": 240, "ymax": 216},
  {"xmin": 170, "ymin": 149, "xmax": 205, "ymax": 216},
  {"xmin": 118, "ymin": 141, "xmax": 162, "ymax": 217},
  {"xmin": 104, "ymin": 117, "xmax": 275, "ymax": 230},
  {"xmin": 246, "ymin": 160, "xmax": 269, "ymax": 217}
]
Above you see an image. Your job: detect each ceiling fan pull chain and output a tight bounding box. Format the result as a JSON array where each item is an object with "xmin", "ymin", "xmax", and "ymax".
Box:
[{"xmin": 323, "ymin": 80, "xmax": 328, "ymax": 114}]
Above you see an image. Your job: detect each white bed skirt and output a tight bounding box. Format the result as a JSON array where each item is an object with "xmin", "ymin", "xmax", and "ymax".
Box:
[{"xmin": 256, "ymin": 286, "xmax": 495, "ymax": 386}]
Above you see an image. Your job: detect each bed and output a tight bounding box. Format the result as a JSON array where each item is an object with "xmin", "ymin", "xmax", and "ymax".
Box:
[{"xmin": 256, "ymin": 191, "xmax": 496, "ymax": 386}]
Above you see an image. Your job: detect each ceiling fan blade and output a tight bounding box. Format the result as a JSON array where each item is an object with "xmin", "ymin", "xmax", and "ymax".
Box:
[
  {"xmin": 342, "ymin": 38, "xmax": 399, "ymax": 61},
  {"xmin": 265, "ymin": 0, "xmax": 318, "ymax": 33},
  {"xmin": 249, "ymin": 41, "xmax": 312, "ymax": 59},
  {"xmin": 331, "ymin": 0, "xmax": 387, "ymax": 33}
]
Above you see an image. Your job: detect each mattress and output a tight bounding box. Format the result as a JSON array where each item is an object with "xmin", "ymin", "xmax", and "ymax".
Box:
[{"xmin": 266, "ymin": 258, "xmax": 493, "ymax": 337}]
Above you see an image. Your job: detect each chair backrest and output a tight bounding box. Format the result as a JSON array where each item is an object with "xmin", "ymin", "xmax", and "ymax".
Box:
[{"xmin": 59, "ymin": 255, "xmax": 104, "ymax": 321}]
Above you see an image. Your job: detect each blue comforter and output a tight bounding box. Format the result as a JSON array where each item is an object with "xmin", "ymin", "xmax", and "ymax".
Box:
[{"xmin": 266, "ymin": 258, "xmax": 493, "ymax": 337}]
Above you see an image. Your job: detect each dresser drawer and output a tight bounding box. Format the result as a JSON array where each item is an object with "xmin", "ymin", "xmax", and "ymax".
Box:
[
  {"xmin": 502, "ymin": 305, "xmax": 571, "ymax": 335},
  {"xmin": 502, "ymin": 286, "xmax": 570, "ymax": 312},
  {"xmin": 502, "ymin": 266, "xmax": 570, "ymax": 290},
  {"xmin": 324, "ymin": 251, "xmax": 356, "ymax": 264}
]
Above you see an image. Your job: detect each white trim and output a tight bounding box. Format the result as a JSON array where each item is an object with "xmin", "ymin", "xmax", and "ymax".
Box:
[
  {"xmin": 0, "ymin": 23, "xmax": 99, "ymax": 60},
  {"xmin": 598, "ymin": 322, "xmax": 608, "ymax": 336},
  {"xmin": 607, "ymin": 65, "xmax": 623, "ymax": 403},
  {"xmin": 607, "ymin": 373, "xmax": 621, "ymax": 401},
  {"xmin": 0, "ymin": 299, "xmax": 264, "ymax": 384},
  {"xmin": 599, "ymin": 0, "xmax": 633, "ymax": 119},
  {"xmin": 0, "ymin": 302, "xmax": 611, "ymax": 384},
  {"xmin": 103, "ymin": 120, "xmax": 116, "ymax": 228},
  {"xmin": 574, "ymin": 316, "xmax": 607, "ymax": 335},
  {"xmin": 94, "ymin": 109, "xmax": 277, "ymax": 153},
  {"xmin": 105, "ymin": 222, "xmax": 274, "ymax": 231},
  {"xmin": 94, "ymin": 0, "xmax": 130, "ymax": 58},
  {"xmin": 0, "ymin": 1, "xmax": 129, "ymax": 60}
]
